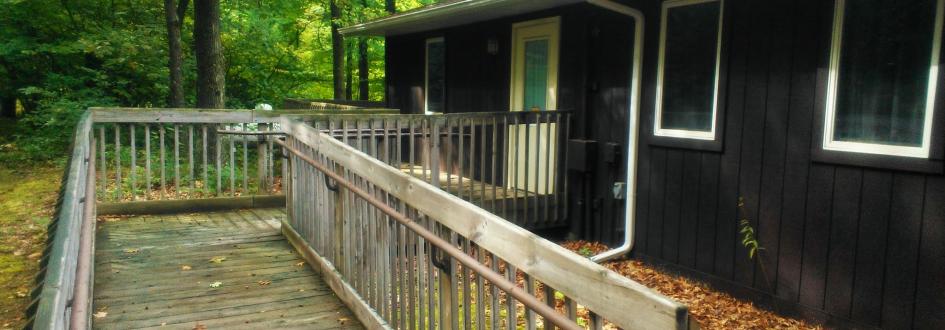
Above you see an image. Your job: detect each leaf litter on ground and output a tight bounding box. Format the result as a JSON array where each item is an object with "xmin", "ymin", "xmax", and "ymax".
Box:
[{"xmin": 561, "ymin": 241, "xmax": 823, "ymax": 330}]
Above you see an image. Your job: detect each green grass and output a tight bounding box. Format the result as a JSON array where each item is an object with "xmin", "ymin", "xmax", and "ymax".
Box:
[{"xmin": 0, "ymin": 118, "xmax": 64, "ymax": 328}]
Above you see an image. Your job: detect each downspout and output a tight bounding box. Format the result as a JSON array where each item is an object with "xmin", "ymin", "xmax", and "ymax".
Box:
[{"xmin": 585, "ymin": 0, "xmax": 644, "ymax": 263}]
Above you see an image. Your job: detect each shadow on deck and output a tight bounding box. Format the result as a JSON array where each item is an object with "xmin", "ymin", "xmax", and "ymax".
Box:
[{"xmin": 92, "ymin": 208, "xmax": 362, "ymax": 329}]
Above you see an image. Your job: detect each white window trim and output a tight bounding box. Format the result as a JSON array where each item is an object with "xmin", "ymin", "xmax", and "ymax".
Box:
[
  {"xmin": 653, "ymin": 0, "xmax": 724, "ymax": 140},
  {"xmin": 424, "ymin": 37, "xmax": 445, "ymax": 115},
  {"xmin": 823, "ymin": 0, "xmax": 944, "ymax": 158}
]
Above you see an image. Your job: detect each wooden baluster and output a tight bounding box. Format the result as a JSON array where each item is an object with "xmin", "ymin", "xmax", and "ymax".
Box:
[
  {"xmin": 525, "ymin": 274, "xmax": 536, "ymax": 330},
  {"xmin": 202, "ymin": 125, "xmax": 209, "ymax": 196},
  {"xmin": 130, "ymin": 124, "xmax": 136, "ymax": 201},
  {"xmin": 512, "ymin": 115, "xmax": 520, "ymax": 225},
  {"xmin": 565, "ymin": 296, "xmax": 577, "ymax": 321},
  {"xmin": 480, "ymin": 118, "xmax": 487, "ymax": 211},
  {"xmin": 189, "ymin": 125, "xmax": 195, "ymax": 193},
  {"xmin": 463, "ymin": 238, "xmax": 472, "ymax": 330},
  {"xmin": 242, "ymin": 124, "xmax": 248, "ymax": 194},
  {"xmin": 543, "ymin": 283, "xmax": 556, "ymax": 330},
  {"xmin": 490, "ymin": 253, "xmax": 500, "ymax": 330},
  {"xmin": 476, "ymin": 245, "xmax": 486, "ymax": 329},
  {"xmin": 257, "ymin": 123, "xmax": 268, "ymax": 194},
  {"xmin": 144, "ymin": 125, "xmax": 151, "ymax": 199},
  {"xmin": 589, "ymin": 312, "xmax": 604, "ymax": 330},
  {"xmin": 445, "ymin": 117, "xmax": 452, "ymax": 194},
  {"xmin": 159, "ymin": 125, "xmax": 166, "ymax": 199},
  {"xmin": 502, "ymin": 116, "xmax": 510, "ymax": 220},
  {"xmin": 216, "ymin": 125, "xmax": 222, "ymax": 197},
  {"xmin": 229, "ymin": 126, "xmax": 235, "ymax": 196},
  {"xmin": 506, "ymin": 264, "xmax": 516, "ymax": 330},
  {"xmin": 174, "ymin": 124, "xmax": 180, "ymax": 198},
  {"xmin": 114, "ymin": 124, "xmax": 121, "ymax": 201},
  {"xmin": 491, "ymin": 117, "xmax": 498, "ymax": 214},
  {"xmin": 98, "ymin": 127, "xmax": 106, "ymax": 199}
]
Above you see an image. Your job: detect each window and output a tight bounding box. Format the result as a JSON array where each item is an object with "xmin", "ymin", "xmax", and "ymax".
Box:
[
  {"xmin": 654, "ymin": 0, "xmax": 724, "ymax": 140},
  {"xmin": 823, "ymin": 0, "xmax": 944, "ymax": 158},
  {"xmin": 425, "ymin": 37, "xmax": 445, "ymax": 114}
]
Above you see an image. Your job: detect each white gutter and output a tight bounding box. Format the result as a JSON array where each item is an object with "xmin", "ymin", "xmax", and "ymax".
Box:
[{"xmin": 585, "ymin": 0, "xmax": 644, "ymax": 263}]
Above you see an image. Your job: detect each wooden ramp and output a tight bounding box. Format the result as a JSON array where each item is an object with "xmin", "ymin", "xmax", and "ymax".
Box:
[{"xmin": 92, "ymin": 208, "xmax": 362, "ymax": 329}]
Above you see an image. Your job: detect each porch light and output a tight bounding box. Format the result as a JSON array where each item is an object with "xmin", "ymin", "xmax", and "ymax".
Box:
[{"xmin": 487, "ymin": 37, "xmax": 499, "ymax": 55}]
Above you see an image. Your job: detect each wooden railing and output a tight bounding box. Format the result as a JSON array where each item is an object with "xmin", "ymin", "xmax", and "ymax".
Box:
[
  {"xmin": 32, "ymin": 108, "xmax": 691, "ymax": 329},
  {"xmin": 299, "ymin": 111, "xmax": 570, "ymax": 229},
  {"xmin": 280, "ymin": 118, "xmax": 691, "ymax": 329},
  {"xmin": 28, "ymin": 111, "xmax": 96, "ymax": 329},
  {"xmin": 90, "ymin": 108, "xmax": 397, "ymax": 203},
  {"xmin": 91, "ymin": 108, "xmax": 569, "ymax": 229}
]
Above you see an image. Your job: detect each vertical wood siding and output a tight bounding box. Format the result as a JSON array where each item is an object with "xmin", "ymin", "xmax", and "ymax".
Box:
[
  {"xmin": 632, "ymin": 0, "xmax": 945, "ymax": 328},
  {"xmin": 384, "ymin": 0, "xmax": 945, "ymax": 328}
]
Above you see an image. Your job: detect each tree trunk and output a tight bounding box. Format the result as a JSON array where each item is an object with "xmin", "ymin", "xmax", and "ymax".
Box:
[
  {"xmin": 330, "ymin": 0, "xmax": 345, "ymax": 100},
  {"xmin": 164, "ymin": 0, "xmax": 186, "ymax": 108},
  {"xmin": 385, "ymin": 0, "xmax": 395, "ymax": 13},
  {"xmin": 357, "ymin": 0, "xmax": 372, "ymax": 101},
  {"xmin": 0, "ymin": 96, "xmax": 15, "ymax": 118},
  {"xmin": 357, "ymin": 39, "xmax": 368, "ymax": 100},
  {"xmin": 345, "ymin": 40, "xmax": 353, "ymax": 101},
  {"xmin": 194, "ymin": 0, "xmax": 225, "ymax": 108}
]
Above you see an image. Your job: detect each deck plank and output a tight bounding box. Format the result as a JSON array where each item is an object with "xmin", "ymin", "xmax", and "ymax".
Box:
[{"xmin": 92, "ymin": 208, "xmax": 362, "ymax": 329}]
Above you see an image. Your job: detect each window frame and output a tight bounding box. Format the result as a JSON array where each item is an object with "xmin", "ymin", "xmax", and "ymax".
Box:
[
  {"xmin": 821, "ymin": 0, "xmax": 945, "ymax": 158},
  {"xmin": 424, "ymin": 37, "xmax": 445, "ymax": 115},
  {"xmin": 652, "ymin": 0, "xmax": 725, "ymax": 141}
]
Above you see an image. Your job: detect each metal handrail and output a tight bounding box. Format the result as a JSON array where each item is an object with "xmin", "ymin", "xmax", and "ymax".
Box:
[{"xmin": 275, "ymin": 137, "xmax": 582, "ymax": 330}]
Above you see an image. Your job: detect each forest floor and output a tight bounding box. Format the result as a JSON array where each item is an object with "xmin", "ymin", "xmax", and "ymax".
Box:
[
  {"xmin": 0, "ymin": 118, "xmax": 63, "ymax": 328},
  {"xmin": 563, "ymin": 241, "xmax": 823, "ymax": 330}
]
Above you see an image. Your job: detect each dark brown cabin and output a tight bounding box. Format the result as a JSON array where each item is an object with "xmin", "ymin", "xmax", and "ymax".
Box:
[{"xmin": 342, "ymin": 0, "xmax": 945, "ymax": 328}]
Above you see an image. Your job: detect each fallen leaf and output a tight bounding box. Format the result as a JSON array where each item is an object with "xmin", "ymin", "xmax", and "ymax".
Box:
[
  {"xmin": 338, "ymin": 317, "xmax": 350, "ymax": 325},
  {"xmin": 257, "ymin": 280, "xmax": 271, "ymax": 286},
  {"xmin": 93, "ymin": 311, "xmax": 107, "ymax": 319},
  {"xmin": 210, "ymin": 281, "xmax": 222, "ymax": 288},
  {"xmin": 193, "ymin": 322, "xmax": 207, "ymax": 330},
  {"xmin": 161, "ymin": 322, "xmax": 167, "ymax": 326},
  {"xmin": 294, "ymin": 261, "xmax": 305, "ymax": 267},
  {"xmin": 208, "ymin": 256, "xmax": 226, "ymax": 263},
  {"xmin": 124, "ymin": 248, "xmax": 140, "ymax": 254},
  {"xmin": 181, "ymin": 265, "xmax": 192, "ymax": 271}
]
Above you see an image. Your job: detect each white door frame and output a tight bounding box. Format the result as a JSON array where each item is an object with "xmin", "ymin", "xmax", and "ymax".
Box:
[{"xmin": 508, "ymin": 17, "xmax": 560, "ymax": 195}]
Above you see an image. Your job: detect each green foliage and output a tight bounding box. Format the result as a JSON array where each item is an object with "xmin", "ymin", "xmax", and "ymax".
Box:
[
  {"xmin": 1, "ymin": 0, "xmax": 446, "ymax": 165},
  {"xmin": 737, "ymin": 197, "xmax": 764, "ymax": 260},
  {"xmin": 577, "ymin": 246, "xmax": 594, "ymax": 258}
]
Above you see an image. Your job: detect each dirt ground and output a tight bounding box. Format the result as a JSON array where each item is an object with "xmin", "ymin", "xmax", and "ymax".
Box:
[{"xmin": 563, "ymin": 241, "xmax": 823, "ymax": 330}]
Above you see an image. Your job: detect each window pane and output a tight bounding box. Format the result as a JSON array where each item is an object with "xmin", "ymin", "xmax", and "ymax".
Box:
[
  {"xmin": 660, "ymin": 1, "xmax": 721, "ymax": 131},
  {"xmin": 523, "ymin": 39, "xmax": 549, "ymax": 111},
  {"xmin": 427, "ymin": 41, "xmax": 445, "ymax": 113},
  {"xmin": 833, "ymin": 0, "xmax": 936, "ymax": 147}
]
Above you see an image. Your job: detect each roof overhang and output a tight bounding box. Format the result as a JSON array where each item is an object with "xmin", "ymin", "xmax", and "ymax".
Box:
[{"xmin": 339, "ymin": 0, "xmax": 584, "ymax": 37}]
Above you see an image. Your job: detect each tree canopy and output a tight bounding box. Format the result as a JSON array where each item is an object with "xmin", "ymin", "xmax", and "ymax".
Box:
[{"xmin": 0, "ymin": 0, "xmax": 438, "ymax": 163}]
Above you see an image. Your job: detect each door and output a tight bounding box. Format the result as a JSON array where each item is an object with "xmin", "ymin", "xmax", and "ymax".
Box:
[{"xmin": 508, "ymin": 17, "xmax": 560, "ymax": 195}]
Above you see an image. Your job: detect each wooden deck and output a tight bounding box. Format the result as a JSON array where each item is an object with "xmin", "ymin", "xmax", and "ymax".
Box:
[{"xmin": 91, "ymin": 208, "xmax": 362, "ymax": 329}]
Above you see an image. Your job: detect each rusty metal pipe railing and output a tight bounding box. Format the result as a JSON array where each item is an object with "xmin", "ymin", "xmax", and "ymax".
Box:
[
  {"xmin": 275, "ymin": 137, "xmax": 582, "ymax": 330},
  {"xmin": 70, "ymin": 138, "xmax": 96, "ymax": 329}
]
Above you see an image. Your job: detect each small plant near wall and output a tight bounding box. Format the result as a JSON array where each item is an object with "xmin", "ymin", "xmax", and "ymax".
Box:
[
  {"xmin": 737, "ymin": 197, "xmax": 775, "ymax": 292},
  {"xmin": 738, "ymin": 197, "xmax": 764, "ymax": 260}
]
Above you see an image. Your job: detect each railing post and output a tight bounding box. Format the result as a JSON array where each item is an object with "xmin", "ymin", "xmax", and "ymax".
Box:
[
  {"xmin": 333, "ymin": 162, "xmax": 346, "ymax": 271},
  {"xmin": 430, "ymin": 118, "xmax": 441, "ymax": 188},
  {"xmin": 258, "ymin": 123, "xmax": 270, "ymax": 194}
]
